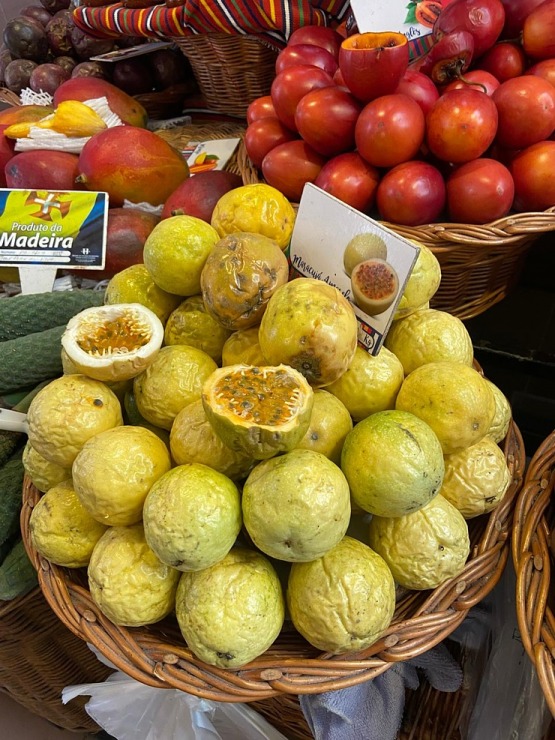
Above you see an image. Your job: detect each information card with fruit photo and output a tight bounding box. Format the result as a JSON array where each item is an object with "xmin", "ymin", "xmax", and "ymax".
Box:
[{"xmin": 289, "ymin": 184, "xmax": 419, "ymax": 355}]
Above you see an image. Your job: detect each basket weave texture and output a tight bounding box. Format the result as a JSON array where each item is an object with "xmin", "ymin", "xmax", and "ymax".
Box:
[
  {"xmin": 513, "ymin": 430, "xmax": 555, "ymax": 717},
  {"xmin": 237, "ymin": 143, "xmax": 555, "ymax": 320},
  {"xmin": 173, "ymin": 35, "xmax": 278, "ymax": 117},
  {"xmin": 0, "ymin": 587, "xmax": 111, "ymax": 732},
  {"xmin": 20, "ymin": 418, "xmax": 524, "ymax": 710}
]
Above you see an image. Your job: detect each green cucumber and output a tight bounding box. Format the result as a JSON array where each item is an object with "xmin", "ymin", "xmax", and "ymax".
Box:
[
  {"xmin": 0, "ymin": 325, "xmax": 65, "ymax": 395},
  {"xmin": 0, "ymin": 382, "xmax": 49, "ymax": 468},
  {"xmin": 0, "ymin": 447, "xmax": 25, "ymax": 548},
  {"xmin": 0, "ymin": 538, "xmax": 38, "ymax": 601},
  {"xmin": 0, "ymin": 289, "xmax": 105, "ymax": 342}
]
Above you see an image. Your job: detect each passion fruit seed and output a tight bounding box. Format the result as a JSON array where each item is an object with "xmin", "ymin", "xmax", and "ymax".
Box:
[{"xmin": 351, "ymin": 258, "xmax": 399, "ymax": 316}]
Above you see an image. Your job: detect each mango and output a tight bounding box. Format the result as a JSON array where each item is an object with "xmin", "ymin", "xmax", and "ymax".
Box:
[
  {"xmin": 0, "ymin": 104, "xmax": 54, "ymax": 126},
  {"xmin": 5, "ymin": 150, "xmax": 81, "ymax": 191},
  {"xmin": 76, "ymin": 126, "xmax": 190, "ymax": 208},
  {"xmin": 53, "ymin": 77, "xmax": 148, "ymax": 128}
]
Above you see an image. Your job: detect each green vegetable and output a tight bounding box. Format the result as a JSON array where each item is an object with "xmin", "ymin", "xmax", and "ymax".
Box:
[
  {"xmin": 0, "ymin": 538, "xmax": 38, "ymax": 601},
  {"xmin": 0, "ymin": 289, "xmax": 105, "ymax": 342},
  {"xmin": 0, "ymin": 325, "xmax": 65, "ymax": 395},
  {"xmin": 0, "ymin": 382, "xmax": 49, "ymax": 468},
  {"xmin": 0, "ymin": 447, "xmax": 25, "ymax": 548}
]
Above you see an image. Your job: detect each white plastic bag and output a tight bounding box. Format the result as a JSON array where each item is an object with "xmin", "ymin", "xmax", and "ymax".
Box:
[{"xmin": 62, "ymin": 666, "xmax": 287, "ymax": 740}]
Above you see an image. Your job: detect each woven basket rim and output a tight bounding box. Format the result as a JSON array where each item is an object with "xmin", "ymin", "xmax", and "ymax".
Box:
[
  {"xmin": 237, "ymin": 142, "xmax": 555, "ymax": 246},
  {"xmin": 512, "ymin": 429, "xmax": 555, "ymax": 717},
  {"xmin": 21, "ymin": 417, "xmax": 525, "ymax": 701}
]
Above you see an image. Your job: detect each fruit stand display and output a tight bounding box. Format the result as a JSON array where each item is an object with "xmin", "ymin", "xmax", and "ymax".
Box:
[{"xmin": 0, "ymin": 0, "xmax": 554, "ymax": 737}]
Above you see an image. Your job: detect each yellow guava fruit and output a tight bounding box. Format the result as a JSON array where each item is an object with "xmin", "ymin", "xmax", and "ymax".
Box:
[
  {"xmin": 88, "ymin": 523, "xmax": 180, "ymax": 627},
  {"xmin": 143, "ymin": 463, "xmax": 242, "ymax": 571},
  {"xmin": 175, "ymin": 547, "xmax": 284, "ymax": 668},
  {"xmin": 169, "ymin": 399, "xmax": 254, "ymax": 481},
  {"xmin": 395, "ymin": 361, "xmax": 496, "ymax": 455},
  {"xmin": 326, "ymin": 345, "xmax": 404, "ymax": 422},
  {"xmin": 242, "ymin": 448, "xmax": 351, "ymax": 562},
  {"xmin": 143, "ymin": 215, "xmax": 220, "ymax": 296},
  {"xmin": 440, "ymin": 436, "xmax": 511, "ymax": 518},
  {"xmin": 202, "ymin": 364, "xmax": 314, "ymax": 460},
  {"xmin": 105, "ymin": 264, "xmax": 182, "ymax": 324},
  {"xmin": 210, "ymin": 183, "xmax": 295, "ymax": 250},
  {"xmin": 200, "ymin": 232, "xmax": 289, "ymax": 331},
  {"xmin": 368, "ymin": 494, "xmax": 470, "ymax": 590},
  {"xmin": 133, "ymin": 344, "xmax": 218, "ymax": 430},
  {"xmin": 393, "ymin": 244, "xmax": 441, "ymax": 320},
  {"xmin": 341, "ymin": 409, "xmax": 445, "ymax": 517},
  {"xmin": 295, "ymin": 389, "xmax": 353, "ymax": 465},
  {"xmin": 484, "ymin": 379, "xmax": 512, "ymax": 444},
  {"xmin": 22, "ymin": 441, "xmax": 71, "ymax": 493},
  {"xmin": 385, "ymin": 308, "xmax": 474, "ymax": 375},
  {"xmin": 163, "ymin": 295, "xmax": 232, "ymax": 364},
  {"xmin": 27, "ymin": 374, "xmax": 123, "ymax": 468},
  {"xmin": 29, "ymin": 479, "xmax": 108, "ymax": 567},
  {"xmin": 258, "ymin": 278, "xmax": 358, "ymax": 387},
  {"xmin": 221, "ymin": 326, "xmax": 268, "ymax": 366},
  {"xmin": 61, "ymin": 303, "xmax": 164, "ymax": 383},
  {"xmin": 72, "ymin": 425, "xmax": 171, "ymax": 526},
  {"xmin": 287, "ymin": 536, "xmax": 395, "ymax": 654}
]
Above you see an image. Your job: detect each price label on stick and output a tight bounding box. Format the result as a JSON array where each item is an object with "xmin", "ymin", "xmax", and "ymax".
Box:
[{"xmin": 0, "ymin": 188, "xmax": 108, "ymax": 294}]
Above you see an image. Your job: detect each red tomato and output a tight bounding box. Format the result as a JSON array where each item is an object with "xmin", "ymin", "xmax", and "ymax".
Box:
[
  {"xmin": 395, "ymin": 69, "xmax": 440, "ymax": 116},
  {"xmin": 443, "ymin": 69, "xmax": 500, "ymax": 96},
  {"xmin": 446, "ymin": 158, "xmax": 514, "ymax": 223},
  {"xmin": 376, "ymin": 160, "xmax": 446, "ymax": 226},
  {"xmin": 276, "ymin": 44, "xmax": 338, "ymax": 77},
  {"xmin": 314, "ymin": 152, "xmax": 380, "ymax": 212},
  {"xmin": 246, "ymin": 96, "xmax": 276, "ymax": 124},
  {"xmin": 270, "ymin": 65, "xmax": 335, "ymax": 132},
  {"xmin": 244, "ymin": 117, "xmax": 298, "ymax": 169},
  {"xmin": 294, "ymin": 86, "xmax": 361, "ymax": 157},
  {"xmin": 287, "ymin": 25, "xmax": 343, "ymax": 60},
  {"xmin": 492, "ymin": 75, "xmax": 555, "ymax": 149},
  {"xmin": 355, "ymin": 94, "xmax": 425, "ymax": 168},
  {"xmin": 522, "ymin": 0, "xmax": 555, "ymax": 60},
  {"xmin": 525, "ymin": 59, "xmax": 555, "ymax": 90},
  {"xmin": 500, "ymin": 0, "xmax": 545, "ymax": 38},
  {"xmin": 426, "ymin": 88, "xmax": 498, "ymax": 163},
  {"xmin": 479, "ymin": 42, "xmax": 527, "ymax": 82},
  {"xmin": 510, "ymin": 140, "xmax": 555, "ymax": 211},
  {"xmin": 261, "ymin": 140, "xmax": 326, "ymax": 202}
]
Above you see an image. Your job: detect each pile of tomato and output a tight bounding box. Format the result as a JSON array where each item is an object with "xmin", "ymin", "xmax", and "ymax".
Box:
[{"xmin": 244, "ymin": 0, "xmax": 555, "ymax": 226}]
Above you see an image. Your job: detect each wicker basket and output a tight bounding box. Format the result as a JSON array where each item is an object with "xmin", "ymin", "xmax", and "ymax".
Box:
[
  {"xmin": 0, "ymin": 587, "xmax": 111, "ymax": 732},
  {"xmin": 20, "ymin": 417, "xmax": 524, "ymax": 725},
  {"xmin": 512, "ymin": 430, "xmax": 555, "ymax": 717},
  {"xmin": 237, "ymin": 143, "xmax": 555, "ymax": 321},
  {"xmin": 173, "ymin": 34, "xmax": 279, "ymax": 117}
]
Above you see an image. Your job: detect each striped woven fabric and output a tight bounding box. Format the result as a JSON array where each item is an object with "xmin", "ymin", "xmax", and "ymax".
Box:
[{"xmin": 72, "ymin": 0, "xmax": 351, "ymax": 45}]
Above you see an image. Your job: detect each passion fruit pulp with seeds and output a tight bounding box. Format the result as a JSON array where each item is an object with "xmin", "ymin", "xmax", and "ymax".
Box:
[
  {"xmin": 61, "ymin": 303, "xmax": 164, "ymax": 383},
  {"xmin": 202, "ymin": 364, "xmax": 314, "ymax": 460},
  {"xmin": 351, "ymin": 258, "xmax": 399, "ymax": 316}
]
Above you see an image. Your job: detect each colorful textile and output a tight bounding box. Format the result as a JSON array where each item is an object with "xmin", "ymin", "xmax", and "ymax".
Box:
[{"xmin": 72, "ymin": 0, "xmax": 351, "ymax": 46}]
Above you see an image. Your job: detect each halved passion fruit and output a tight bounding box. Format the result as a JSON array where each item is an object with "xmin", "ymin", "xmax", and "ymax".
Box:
[
  {"xmin": 202, "ymin": 364, "xmax": 314, "ymax": 460},
  {"xmin": 61, "ymin": 303, "xmax": 164, "ymax": 383}
]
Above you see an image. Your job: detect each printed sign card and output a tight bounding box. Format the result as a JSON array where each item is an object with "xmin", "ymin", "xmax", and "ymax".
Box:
[
  {"xmin": 349, "ymin": 0, "xmax": 455, "ymax": 57},
  {"xmin": 289, "ymin": 184, "xmax": 419, "ymax": 355},
  {"xmin": 0, "ymin": 188, "xmax": 109, "ymax": 294}
]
